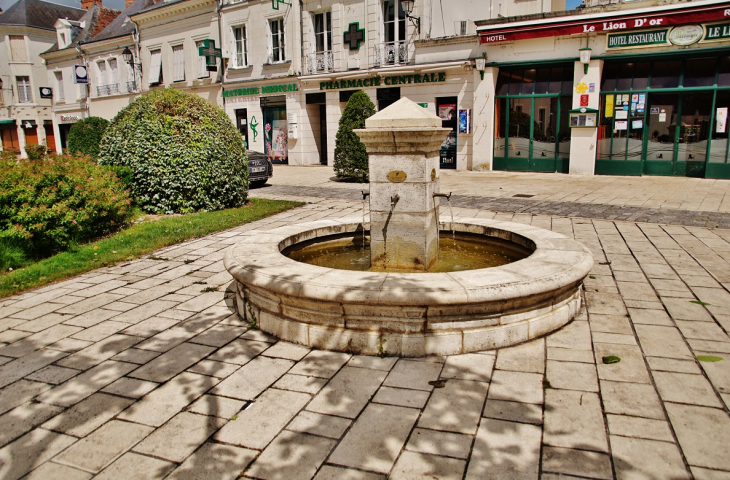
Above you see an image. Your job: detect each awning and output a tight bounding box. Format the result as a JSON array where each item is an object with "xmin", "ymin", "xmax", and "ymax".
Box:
[{"xmin": 0, "ymin": 119, "xmax": 15, "ymax": 125}]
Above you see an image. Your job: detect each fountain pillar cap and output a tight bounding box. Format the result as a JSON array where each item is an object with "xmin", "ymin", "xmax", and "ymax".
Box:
[{"xmin": 365, "ymin": 97, "xmax": 442, "ymax": 130}]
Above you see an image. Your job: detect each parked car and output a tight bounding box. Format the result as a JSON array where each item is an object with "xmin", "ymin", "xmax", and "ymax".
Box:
[{"xmin": 247, "ymin": 150, "xmax": 273, "ymax": 186}]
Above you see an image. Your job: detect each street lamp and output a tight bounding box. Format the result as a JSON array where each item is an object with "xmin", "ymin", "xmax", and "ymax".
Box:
[
  {"xmin": 579, "ymin": 47, "xmax": 592, "ymax": 74},
  {"xmin": 400, "ymin": 0, "xmax": 420, "ymax": 34},
  {"xmin": 122, "ymin": 46, "xmax": 141, "ymax": 67}
]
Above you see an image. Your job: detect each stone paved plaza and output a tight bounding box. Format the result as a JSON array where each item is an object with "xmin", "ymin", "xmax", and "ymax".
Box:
[{"xmin": 0, "ymin": 167, "xmax": 729, "ymax": 479}]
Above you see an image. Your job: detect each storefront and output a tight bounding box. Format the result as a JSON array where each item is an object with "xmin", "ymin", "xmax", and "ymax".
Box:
[
  {"xmin": 478, "ymin": 0, "xmax": 730, "ymax": 178},
  {"xmin": 0, "ymin": 120, "xmax": 19, "ymax": 154}
]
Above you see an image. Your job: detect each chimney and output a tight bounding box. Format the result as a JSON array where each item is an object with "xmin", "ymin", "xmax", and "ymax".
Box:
[
  {"xmin": 81, "ymin": 0, "xmax": 102, "ymax": 9},
  {"xmin": 125, "ymin": 0, "xmax": 135, "ymax": 7}
]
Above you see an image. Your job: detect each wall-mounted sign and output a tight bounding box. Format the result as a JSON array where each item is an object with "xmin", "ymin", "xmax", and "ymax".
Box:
[
  {"xmin": 387, "ymin": 170, "xmax": 407, "ymax": 183},
  {"xmin": 223, "ymin": 83, "xmax": 298, "ymax": 98},
  {"xmin": 580, "ymin": 95, "xmax": 589, "ymax": 107},
  {"xmin": 74, "ymin": 65, "xmax": 88, "ymax": 84},
  {"xmin": 569, "ymin": 108, "xmax": 597, "ymax": 128},
  {"xmin": 704, "ymin": 21, "xmax": 730, "ymax": 42},
  {"xmin": 59, "ymin": 115, "xmax": 80, "ymax": 122},
  {"xmin": 343, "ymin": 22, "xmax": 365, "ymax": 50},
  {"xmin": 198, "ymin": 39, "xmax": 222, "ymax": 68},
  {"xmin": 319, "ymin": 72, "xmax": 446, "ymax": 91},
  {"xmin": 607, "ymin": 29, "xmax": 669, "ymax": 49},
  {"xmin": 669, "ymin": 25, "xmax": 704, "ymax": 45},
  {"xmin": 39, "ymin": 87, "xmax": 53, "ymax": 99},
  {"xmin": 458, "ymin": 109, "xmax": 471, "ymax": 134}
]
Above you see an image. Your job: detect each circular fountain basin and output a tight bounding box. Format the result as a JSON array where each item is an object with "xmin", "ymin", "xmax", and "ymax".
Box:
[{"xmin": 224, "ymin": 217, "xmax": 593, "ymax": 357}]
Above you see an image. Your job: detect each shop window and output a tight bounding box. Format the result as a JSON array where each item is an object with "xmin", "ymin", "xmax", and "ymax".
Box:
[
  {"xmin": 508, "ymin": 70, "xmax": 522, "ymax": 95},
  {"xmin": 17, "ymin": 76, "xmax": 31, "ymax": 103},
  {"xmin": 495, "ymin": 70, "xmax": 514, "ymax": 96},
  {"xmin": 548, "ymin": 67, "xmax": 564, "ymax": 94},
  {"xmin": 601, "ymin": 63, "xmax": 618, "ymax": 92},
  {"xmin": 231, "ymin": 26, "xmax": 248, "ymax": 68},
  {"xmin": 684, "ymin": 58, "xmax": 717, "ymax": 88},
  {"xmin": 650, "ymin": 60, "xmax": 681, "ymax": 89},
  {"xmin": 632, "ymin": 62, "xmax": 650, "ymax": 90},
  {"xmin": 534, "ymin": 68, "xmax": 550, "ymax": 95},
  {"xmin": 9, "ymin": 36, "xmax": 27, "ymax": 62},
  {"xmin": 268, "ymin": 18, "xmax": 286, "ymax": 63},
  {"xmin": 718, "ymin": 56, "xmax": 730, "ymax": 87},
  {"xmin": 617, "ymin": 63, "xmax": 634, "ymax": 91},
  {"xmin": 149, "ymin": 49, "xmax": 162, "ymax": 85},
  {"xmin": 521, "ymin": 69, "xmax": 536, "ymax": 95}
]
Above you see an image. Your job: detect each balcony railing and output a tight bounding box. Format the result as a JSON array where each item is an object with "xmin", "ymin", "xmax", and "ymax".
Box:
[
  {"xmin": 305, "ymin": 51, "xmax": 334, "ymax": 75},
  {"xmin": 96, "ymin": 83, "xmax": 119, "ymax": 97},
  {"xmin": 373, "ymin": 41, "xmax": 409, "ymax": 67}
]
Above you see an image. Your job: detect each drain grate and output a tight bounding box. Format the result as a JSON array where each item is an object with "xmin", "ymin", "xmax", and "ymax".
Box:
[{"xmin": 513, "ymin": 194, "xmax": 535, "ymax": 198}]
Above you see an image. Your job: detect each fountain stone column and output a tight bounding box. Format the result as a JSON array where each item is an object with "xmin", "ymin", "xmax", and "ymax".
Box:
[{"xmin": 355, "ymin": 97, "xmax": 451, "ymax": 272}]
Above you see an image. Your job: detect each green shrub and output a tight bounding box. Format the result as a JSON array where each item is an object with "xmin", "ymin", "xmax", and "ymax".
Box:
[
  {"xmin": 0, "ymin": 236, "xmax": 27, "ymax": 272},
  {"xmin": 67, "ymin": 117, "xmax": 110, "ymax": 158},
  {"xmin": 0, "ymin": 155, "xmax": 133, "ymax": 256},
  {"xmin": 25, "ymin": 143, "xmax": 47, "ymax": 160},
  {"xmin": 104, "ymin": 165, "xmax": 134, "ymax": 193},
  {"xmin": 333, "ymin": 91, "xmax": 376, "ymax": 183},
  {"xmin": 98, "ymin": 88, "xmax": 247, "ymax": 214}
]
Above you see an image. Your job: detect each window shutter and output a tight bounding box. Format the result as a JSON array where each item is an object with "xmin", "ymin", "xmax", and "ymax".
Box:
[
  {"xmin": 9, "ymin": 36, "xmax": 27, "ymax": 62},
  {"xmin": 109, "ymin": 59, "xmax": 119, "ymax": 85},
  {"xmin": 173, "ymin": 45, "xmax": 185, "ymax": 82},
  {"xmin": 149, "ymin": 50, "xmax": 162, "ymax": 84},
  {"xmin": 55, "ymin": 72, "xmax": 65, "ymax": 101},
  {"xmin": 196, "ymin": 41, "xmax": 209, "ymax": 78}
]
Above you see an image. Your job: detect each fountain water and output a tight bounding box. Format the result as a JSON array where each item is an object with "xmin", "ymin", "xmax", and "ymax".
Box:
[{"xmin": 225, "ymin": 98, "xmax": 593, "ymax": 356}]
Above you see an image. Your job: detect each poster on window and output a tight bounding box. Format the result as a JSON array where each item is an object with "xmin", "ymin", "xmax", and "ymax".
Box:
[
  {"xmin": 438, "ymin": 104, "xmax": 456, "ymax": 121},
  {"xmin": 615, "ymin": 120, "xmax": 628, "ymax": 131},
  {"xmin": 269, "ymin": 120, "xmax": 288, "ymax": 160},
  {"xmin": 458, "ymin": 109, "xmax": 471, "ymax": 134},
  {"xmin": 717, "ymin": 107, "xmax": 728, "ymax": 133}
]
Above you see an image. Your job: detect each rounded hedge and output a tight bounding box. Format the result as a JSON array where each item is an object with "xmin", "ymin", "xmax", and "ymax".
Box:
[
  {"xmin": 333, "ymin": 91, "xmax": 376, "ymax": 183},
  {"xmin": 98, "ymin": 88, "xmax": 247, "ymax": 214},
  {"xmin": 67, "ymin": 116, "xmax": 109, "ymax": 158}
]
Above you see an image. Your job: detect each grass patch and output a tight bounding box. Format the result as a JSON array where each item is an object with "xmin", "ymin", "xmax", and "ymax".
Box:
[{"xmin": 0, "ymin": 198, "xmax": 302, "ymax": 298}]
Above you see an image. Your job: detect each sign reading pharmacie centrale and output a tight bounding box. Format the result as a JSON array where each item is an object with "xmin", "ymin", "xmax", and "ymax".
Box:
[{"xmin": 319, "ymin": 72, "xmax": 446, "ymax": 91}]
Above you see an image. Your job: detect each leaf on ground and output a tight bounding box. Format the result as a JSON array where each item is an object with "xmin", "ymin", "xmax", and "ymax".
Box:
[
  {"xmin": 428, "ymin": 379, "xmax": 447, "ymax": 388},
  {"xmin": 602, "ymin": 355, "xmax": 621, "ymax": 364},
  {"xmin": 689, "ymin": 300, "xmax": 711, "ymax": 306},
  {"xmin": 696, "ymin": 355, "xmax": 723, "ymax": 363}
]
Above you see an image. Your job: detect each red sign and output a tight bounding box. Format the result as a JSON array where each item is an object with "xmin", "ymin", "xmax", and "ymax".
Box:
[
  {"xmin": 479, "ymin": 3, "xmax": 730, "ymax": 43},
  {"xmin": 580, "ymin": 95, "xmax": 589, "ymax": 107}
]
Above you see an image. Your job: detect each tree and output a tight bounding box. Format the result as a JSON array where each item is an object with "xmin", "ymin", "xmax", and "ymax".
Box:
[
  {"xmin": 334, "ymin": 91, "xmax": 376, "ymax": 182},
  {"xmin": 98, "ymin": 88, "xmax": 247, "ymax": 214},
  {"xmin": 67, "ymin": 116, "xmax": 109, "ymax": 158}
]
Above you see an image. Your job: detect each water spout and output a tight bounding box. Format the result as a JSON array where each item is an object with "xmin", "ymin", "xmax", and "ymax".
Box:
[{"xmin": 390, "ymin": 194, "xmax": 400, "ymax": 210}]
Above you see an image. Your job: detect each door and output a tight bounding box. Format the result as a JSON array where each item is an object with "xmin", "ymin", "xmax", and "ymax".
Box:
[
  {"xmin": 676, "ymin": 92, "xmax": 711, "ymax": 178},
  {"xmin": 235, "ymin": 109, "xmax": 249, "ymax": 149},
  {"xmin": 24, "ymin": 126, "xmax": 38, "ymax": 146},
  {"xmin": 436, "ymin": 97, "xmax": 457, "ymax": 169},
  {"xmin": 644, "ymin": 93, "xmax": 678, "ymax": 175},
  {"xmin": 1, "ymin": 127, "xmax": 19, "ymax": 153},
  {"xmin": 44, "ymin": 124, "xmax": 56, "ymax": 153},
  {"xmin": 319, "ymin": 104, "xmax": 327, "ymax": 165},
  {"xmin": 263, "ymin": 106, "xmax": 288, "ymax": 164}
]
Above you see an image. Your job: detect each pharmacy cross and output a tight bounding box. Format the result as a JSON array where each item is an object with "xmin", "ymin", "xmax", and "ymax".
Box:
[
  {"xmin": 343, "ymin": 22, "xmax": 365, "ymax": 50},
  {"xmin": 198, "ymin": 39, "xmax": 222, "ymax": 66}
]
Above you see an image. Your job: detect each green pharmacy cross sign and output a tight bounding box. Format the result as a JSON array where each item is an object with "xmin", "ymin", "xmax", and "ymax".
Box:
[
  {"xmin": 198, "ymin": 39, "xmax": 222, "ymax": 68},
  {"xmin": 271, "ymin": 0, "xmax": 291, "ymax": 10},
  {"xmin": 344, "ymin": 22, "xmax": 365, "ymax": 50}
]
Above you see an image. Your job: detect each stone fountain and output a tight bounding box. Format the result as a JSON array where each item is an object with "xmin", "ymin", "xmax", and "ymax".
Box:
[{"xmin": 225, "ymin": 98, "xmax": 593, "ymax": 356}]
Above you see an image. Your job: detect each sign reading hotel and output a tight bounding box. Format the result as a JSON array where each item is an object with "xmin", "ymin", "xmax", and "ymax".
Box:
[
  {"xmin": 320, "ymin": 72, "xmax": 446, "ymax": 91},
  {"xmin": 479, "ymin": 4, "xmax": 730, "ymax": 43},
  {"xmin": 223, "ymin": 83, "xmax": 297, "ymax": 98}
]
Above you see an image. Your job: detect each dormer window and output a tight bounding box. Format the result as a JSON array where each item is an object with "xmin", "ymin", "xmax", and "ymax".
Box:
[{"xmin": 60, "ymin": 32, "xmax": 68, "ymax": 48}]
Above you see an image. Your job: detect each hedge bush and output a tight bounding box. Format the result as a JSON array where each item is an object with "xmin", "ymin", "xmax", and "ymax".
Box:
[
  {"xmin": 67, "ymin": 117, "xmax": 109, "ymax": 158},
  {"xmin": 98, "ymin": 89, "xmax": 247, "ymax": 214},
  {"xmin": 25, "ymin": 143, "xmax": 47, "ymax": 160},
  {"xmin": 333, "ymin": 91, "xmax": 376, "ymax": 182},
  {"xmin": 0, "ymin": 153, "xmax": 133, "ymax": 257}
]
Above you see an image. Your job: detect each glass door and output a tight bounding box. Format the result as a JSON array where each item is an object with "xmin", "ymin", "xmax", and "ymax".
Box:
[
  {"xmin": 645, "ymin": 93, "xmax": 678, "ymax": 173},
  {"xmin": 676, "ymin": 92, "xmax": 711, "ymax": 177},
  {"xmin": 263, "ymin": 106, "xmax": 288, "ymax": 164},
  {"xmin": 436, "ymin": 97, "xmax": 457, "ymax": 169},
  {"xmin": 530, "ymin": 97, "xmax": 558, "ymax": 171}
]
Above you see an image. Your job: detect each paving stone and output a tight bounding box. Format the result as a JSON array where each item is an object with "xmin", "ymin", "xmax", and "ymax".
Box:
[
  {"xmin": 273, "ymin": 373, "xmax": 328, "ymax": 394},
  {"xmin": 120, "ymin": 317, "xmax": 179, "ymax": 337},
  {"xmin": 688, "ymin": 339, "xmax": 730, "ymax": 353},
  {"xmin": 101, "ymin": 301, "xmax": 139, "ymax": 312},
  {"xmin": 465, "ymin": 418, "xmax": 541, "ymax": 480},
  {"xmin": 546, "ymin": 320, "xmax": 592, "ymax": 350},
  {"xmin": 10, "ymin": 303, "xmax": 64, "ymax": 321},
  {"xmin": 71, "ymin": 321, "xmax": 129, "ymax": 342},
  {"xmin": 213, "ymin": 388, "xmax": 310, "ymax": 449},
  {"xmin": 288, "ymin": 410, "xmax": 351, "ymax": 439},
  {"xmin": 383, "ymin": 359, "xmax": 443, "ymax": 391},
  {"xmin": 46, "ymin": 337, "xmax": 92, "ymax": 353},
  {"xmin": 0, "ymin": 401, "xmax": 64, "ymax": 447},
  {"xmin": 0, "ymin": 325, "xmax": 82, "ymax": 358},
  {"xmin": 314, "ymin": 465, "xmax": 386, "ymax": 480},
  {"xmin": 599, "ymin": 380, "xmax": 665, "ymax": 420},
  {"xmin": 676, "ymin": 320, "xmax": 728, "ymax": 340},
  {"xmin": 690, "ymin": 467, "xmax": 730, "ymax": 480},
  {"xmin": 405, "ymin": 427, "xmax": 472, "ymax": 460},
  {"xmin": 62, "ymin": 310, "xmax": 121, "ymax": 329},
  {"xmin": 54, "ymin": 420, "xmax": 153, "ymax": 474},
  {"xmin": 56, "ymin": 334, "xmax": 142, "ymax": 370},
  {"xmin": 483, "ymin": 398, "xmax": 543, "ymax": 425},
  {"xmin": 246, "ymin": 430, "xmax": 336, "ymax": 480},
  {"xmin": 543, "ymin": 389, "xmax": 608, "ymax": 453},
  {"xmin": 101, "ymin": 377, "xmax": 158, "ymax": 399},
  {"xmin": 653, "ymin": 371, "xmax": 724, "ymax": 407},
  {"xmin": 21, "ymin": 461, "xmax": 91, "ymax": 480},
  {"xmin": 594, "ymin": 343, "xmax": 652, "ymax": 384},
  {"xmin": 0, "ymin": 428, "xmax": 77, "ymax": 480},
  {"xmin": 187, "ymin": 359, "xmax": 240, "ymax": 378},
  {"xmin": 111, "ymin": 347, "xmax": 161, "ymax": 365},
  {"xmin": 118, "ymin": 372, "xmax": 219, "ymax": 427},
  {"xmin": 585, "ymin": 292, "xmax": 629, "ymax": 316},
  {"xmin": 307, "ymin": 366, "xmax": 387, "ymax": 418},
  {"xmin": 492, "ymin": 338, "xmax": 545, "ymax": 373},
  {"xmin": 211, "ymin": 356, "xmax": 292, "ymax": 401},
  {"xmin": 176, "ymin": 293, "xmax": 222, "ymax": 312},
  {"xmin": 134, "ymin": 320, "xmax": 214, "ymax": 353},
  {"xmin": 111, "ymin": 300, "xmax": 182, "ymax": 325},
  {"xmin": 0, "ymin": 349, "xmax": 67, "ymax": 389},
  {"xmin": 662, "ymin": 297, "xmax": 714, "ymax": 322},
  {"xmin": 588, "ymin": 314, "xmax": 634, "ymax": 335},
  {"xmin": 635, "ymin": 325, "xmax": 694, "ymax": 360},
  {"xmin": 43, "ymin": 392, "xmax": 134, "ymax": 437},
  {"xmin": 121, "ymin": 285, "xmax": 181, "ymax": 306},
  {"xmin": 55, "ymin": 294, "xmax": 125, "ymax": 316},
  {"xmin": 440, "ymin": 353, "xmax": 494, "ymax": 382},
  {"xmin": 289, "ymin": 350, "xmax": 351, "ymax": 378},
  {"xmin": 372, "ymin": 386, "xmax": 430, "ymax": 409},
  {"xmin": 610, "ymin": 435, "xmax": 690, "ymax": 480},
  {"xmin": 17, "ymin": 313, "xmax": 70, "ymax": 333},
  {"xmin": 94, "ymin": 452, "xmax": 176, "ymax": 480},
  {"xmin": 646, "ymin": 356, "xmax": 703, "ymax": 374},
  {"xmin": 418, "ymin": 379, "xmax": 489, "ymax": 435},
  {"xmin": 488, "ymin": 370, "xmax": 544, "ymax": 404},
  {"xmin": 134, "ymin": 411, "xmax": 226, "ymax": 463},
  {"xmin": 546, "ymin": 360, "xmax": 599, "ymax": 392},
  {"xmin": 208, "ymin": 338, "xmax": 270, "ymax": 365},
  {"xmin": 391, "ymin": 450, "xmax": 466, "ymax": 480},
  {"xmin": 347, "ymin": 354, "xmax": 398, "ymax": 371},
  {"xmin": 190, "ymin": 324, "xmax": 247, "ymax": 347},
  {"xmin": 129, "ymin": 342, "xmax": 215, "ymax": 383},
  {"xmin": 606, "ymin": 414, "xmax": 674, "ymax": 442},
  {"xmin": 0, "ymin": 329, "xmax": 31, "ymax": 343},
  {"xmin": 627, "ymin": 307, "xmax": 674, "ymax": 326},
  {"xmin": 328, "ymin": 403, "xmax": 420, "ymax": 474},
  {"xmin": 546, "ymin": 347, "xmax": 595, "ymax": 364},
  {"xmin": 37, "ymin": 360, "xmax": 137, "ymax": 407},
  {"xmin": 25, "ymin": 365, "xmax": 79, "ymax": 385},
  {"xmin": 165, "ymin": 442, "xmax": 257, "ymax": 480},
  {"xmin": 541, "ymin": 446, "xmax": 612, "ymax": 480},
  {"xmin": 188, "ymin": 394, "xmax": 245, "ymax": 419},
  {"xmin": 0, "ymin": 379, "xmax": 52, "ymax": 415}
]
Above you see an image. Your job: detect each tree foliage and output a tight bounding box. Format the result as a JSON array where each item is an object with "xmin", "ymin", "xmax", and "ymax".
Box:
[
  {"xmin": 98, "ymin": 89, "xmax": 248, "ymax": 214},
  {"xmin": 333, "ymin": 91, "xmax": 376, "ymax": 182},
  {"xmin": 67, "ymin": 116, "xmax": 109, "ymax": 158}
]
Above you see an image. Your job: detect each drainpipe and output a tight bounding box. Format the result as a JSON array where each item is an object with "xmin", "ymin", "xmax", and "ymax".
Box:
[
  {"xmin": 76, "ymin": 45, "xmax": 90, "ymax": 117},
  {"xmin": 299, "ymin": 0, "xmax": 304, "ymax": 75},
  {"xmin": 217, "ymin": 0, "xmax": 225, "ymax": 111}
]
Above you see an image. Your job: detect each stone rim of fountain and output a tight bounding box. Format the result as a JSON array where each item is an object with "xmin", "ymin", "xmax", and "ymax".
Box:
[{"xmin": 224, "ymin": 216, "xmax": 593, "ymax": 356}]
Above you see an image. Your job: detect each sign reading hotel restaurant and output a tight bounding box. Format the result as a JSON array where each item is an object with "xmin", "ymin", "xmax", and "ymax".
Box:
[
  {"xmin": 607, "ymin": 29, "xmax": 670, "ymax": 49},
  {"xmin": 223, "ymin": 83, "xmax": 297, "ymax": 98},
  {"xmin": 319, "ymin": 72, "xmax": 446, "ymax": 91},
  {"xmin": 479, "ymin": 4, "xmax": 730, "ymax": 43}
]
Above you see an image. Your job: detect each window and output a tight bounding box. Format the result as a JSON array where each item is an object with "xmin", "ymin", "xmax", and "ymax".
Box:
[
  {"xmin": 172, "ymin": 45, "xmax": 185, "ymax": 82},
  {"xmin": 383, "ymin": 0, "xmax": 406, "ymax": 44},
  {"xmin": 97, "ymin": 60, "xmax": 108, "ymax": 86},
  {"xmin": 231, "ymin": 26, "xmax": 248, "ymax": 68},
  {"xmin": 108, "ymin": 58, "xmax": 119, "ymax": 87},
  {"xmin": 269, "ymin": 18, "xmax": 286, "ymax": 63},
  {"xmin": 195, "ymin": 41, "xmax": 210, "ymax": 78},
  {"xmin": 314, "ymin": 12, "xmax": 332, "ymax": 53},
  {"xmin": 149, "ymin": 49, "xmax": 162, "ymax": 85},
  {"xmin": 55, "ymin": 72, "xmax": 65, "ymax": 102},
  {"xmin": 9, "ymin": 36, "xmax": 27, "ymax": 61},
  {"xmin": 16, "ymin": 76, "xmax": 31, "ymax": 102}
]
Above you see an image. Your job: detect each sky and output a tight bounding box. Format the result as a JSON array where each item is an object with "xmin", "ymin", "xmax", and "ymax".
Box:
[
  {"xmin": 0, "ymin": 0, "xmax": 128, "ymax": 11},
  {"xmin": 566, "ymin": 0, "xmax": 583, "ymax": 9}
]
